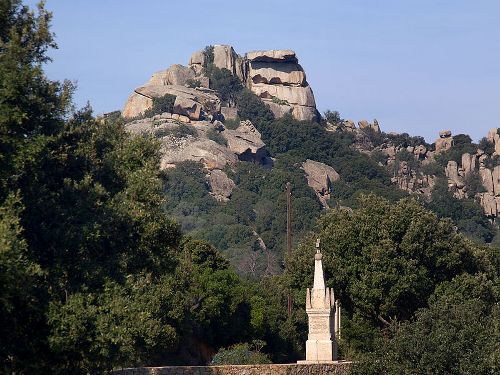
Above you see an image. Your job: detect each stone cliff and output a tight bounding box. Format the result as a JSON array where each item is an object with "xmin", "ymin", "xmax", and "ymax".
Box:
[{"xmin": 122, "ymin": 45, "xmax": 317, "ymax": 122}]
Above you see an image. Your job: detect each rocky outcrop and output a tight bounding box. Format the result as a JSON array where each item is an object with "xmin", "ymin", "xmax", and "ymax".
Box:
[
  {"xmin": 222, "ymin": 120, "xmax": 267, "ymax": 163},
  {"xmin": 391, "ymin": 160, "xmax": 434, "ymax": 196},
  {"xmin": 358, "ymin": 119, "xmax": 380, "ymax": 133},
  {"xmin": 487, "ymin": 128, "xmax": 500, "ymax": 155},
  {"xmin": 247, "ymin": 49, "xmax": 316, "ymax": 121},
  {"xmin": 207, "ymin": 169, "xmax": 236, "ymax": 202},
  {"xmin": 302, "ymin": 159, "xmax": 340, "ymax": 207},
  {"xmin": 147, "ymin": 64, "xmax": 196, "ymax": 86},
  {"xmin": 123, "ymin": 45, "xmax": 318, "ymax": 122},
  {"xmin": 123, "ymin": 85, "xmax": 220, "ymax": 120},
  {"xmin": 435, "ymin": 130, "xmax": 453, "ymax": 153}
]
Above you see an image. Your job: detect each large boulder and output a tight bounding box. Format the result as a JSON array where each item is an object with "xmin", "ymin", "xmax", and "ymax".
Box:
[
  {"xmin": 222, "ymin": 120, "xmax": 267, "ymax": 162},
  {"xmin": 487, "ymin": 128, "xmax": 500, "ymax": 155},
  {"xmin": 246, "ymin": 49, "xmax": 316, "ymax": 122},
  {"xmin": 122, "ymin": 93, "xmax": 153, "ymax": 119},
  {"xmin": 480, "ymin": 166, "xmax": 494, "ymax": 194},
  {"xmin": 123, "ymin": 84, "xmax": 220, "ymax": 119},
  {"xmin": 173, "ymin": 97, "xmax": 201, "ymax": 121},
  {"xmin": 213, "ymin": 45, "xmax": 246, "ymax": 81},
  {"xmin": 461, "ymin": 153, "xmax": 477, "ymax": 174},
  {"xmin": 160, "ymin": 137, "xmax": 237, "ymax": 170},
  {"xmin": 445, "ymin": 160, "xmax": 465, "ymax": 189},
  {"xmin": 249, "ymin": 61, "xmax": 305, "ymax": 86},
  {"xmin": 147, "ymin": 64, "xmax": 196, "ymax": 86},
  {"xmin": 247, "ymin": 50, "xmax": 297, "ymax": 62},
  {"xmin": 122, "ymin": 46, "xmax": 318, "ymax": 122},
  {"xmin": 435, "ymin": 130, "xmax": 453, "ymax": 153},
  {"xmin": 207, "ymin": 169, "xmax": 236, "ymax": 202},
  {"xmin": 302, "ymin": 159, "xmax": 340, "ymax": 197},
  {"xmin": 250, "ymin": 84, "xmax": 315, "ymax": 107}
]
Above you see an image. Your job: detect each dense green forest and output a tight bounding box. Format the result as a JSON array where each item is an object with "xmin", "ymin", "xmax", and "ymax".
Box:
[{"xmin": 0, "ymin": 1, "xmax": 498, "ymax": 374}]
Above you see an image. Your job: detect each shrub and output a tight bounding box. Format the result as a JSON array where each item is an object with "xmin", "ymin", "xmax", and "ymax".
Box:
[
  {"xmin": 142, "ymin": 94, "xmax": 176, "ymax": 118},
  {"xmin": 323, "ymin": 110, "xmax": 343, "ymax": 125},
  {"xmin": 186, "ymin": 78, "xmax": 202, "ymax": 88},
  {"xmin": 207, "ymin": 128, "xmax": 227, "ymax": 146},
  {"xmin": 211, "ymin": 342, "xmax": 271, "ymax": 365},
  {"xmin": 236, "ymin": 89, "xmax": 275, "ymax": 131}
]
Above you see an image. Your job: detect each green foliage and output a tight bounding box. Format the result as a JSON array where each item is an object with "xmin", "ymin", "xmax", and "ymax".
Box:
[
  {"xmin": 236, "ymin": 89, "xmax": 275, "ymax": 129},
  {"xmin": 206, "ymin": 128, "xmax": 227, "ymax": 146},
  {"xmin": 143, "ymin": 94, "xmax": 176, "ymax": 118},
  {"xmin": 420, "ymin": 161, "xmax": 444, "ymax": 177},
  {"xmin": 0, "ymin": 0, "xmax": 73, "ymax": 201},
  {"xmin": 202, "ymin": 45, "xmax": 214, "ymax": 68},
  {"xmin": 210, "ymin": 342, "xmax": 271, "ymax": 365},
  {"xmin": 353, "ymin": 273, "xmax": 498, "ymax": 375},
  {"xmin": 435, "ymin": 134, "xmax": 477, "ymax": 166},
  {"xmin": 284, "ymin": 195, "xmax": 494, "ymax": 355},
  {"xmin": 385, "ymin": 132, "xmax": 429, "ymax": 149},
  {"xmin": 156, "ymin": 124, "xmax": 197, "ymax": 139},
  {"xmin": 427, "ymin": 178, "xmax": 493, "ymax": 243},
  {"xmin": 223, "ymin": 117, "xmax": 240, "ymax": 129},
  {"xmin": 207, "ymin": 67, "xmax": 243, "ymax": 106},
  {"xmin": 478, "ymin": 137, "xmax": 495, "ymax": 155},
  {"xmin": 186, "ymin": 78, "xmax": 202, "ymax": 88},
  {"xmin": 271, "ymin": 96, "xmax": 289, "ymax": 106},
  {"xmin": 323, "ymin": 110, "xmax": 343, "ymax": 125}
]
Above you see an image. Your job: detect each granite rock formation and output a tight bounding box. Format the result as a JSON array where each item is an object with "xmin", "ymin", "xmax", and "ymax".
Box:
[
  {"xmin": 122, "ymin": 45, "xmax": 317, "ymax": 122},
  {"xmin": 302, "ymin": 159, "xmax": 340, "ymax": 207}
]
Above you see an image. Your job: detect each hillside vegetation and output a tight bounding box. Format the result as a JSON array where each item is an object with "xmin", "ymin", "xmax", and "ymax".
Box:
[{"xmin": 0, "ymin": 2, "xmax": 498, "ymax": 375}]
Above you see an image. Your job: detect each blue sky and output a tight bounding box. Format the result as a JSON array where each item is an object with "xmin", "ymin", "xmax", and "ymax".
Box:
[{"xmin": 27, "ymin": 0, "xmax": 499, "ymax": 142}]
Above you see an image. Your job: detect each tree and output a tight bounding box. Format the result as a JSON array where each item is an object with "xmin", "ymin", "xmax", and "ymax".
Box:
[
  {"xmin": 284, "ymin": 194, "xmax": 494, "ymax": 354},
  {"xmin": 0, "ymin": 0, "xmax": 72, "ymax": 200},
  {"xmin": 353, "ymin": 273, "xmax": 499, "ymax": 375}
]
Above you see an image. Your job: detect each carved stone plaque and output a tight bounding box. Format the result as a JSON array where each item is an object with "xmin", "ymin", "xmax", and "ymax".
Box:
[{"xmin": 309, "ymin": 317, "xmax": 328, "ymax": 334}]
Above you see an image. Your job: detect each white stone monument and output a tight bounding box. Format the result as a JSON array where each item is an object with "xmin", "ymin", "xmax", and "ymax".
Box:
[{"xmin": 298, "ymin": 239, "xmax": 340, "ymax": 363}]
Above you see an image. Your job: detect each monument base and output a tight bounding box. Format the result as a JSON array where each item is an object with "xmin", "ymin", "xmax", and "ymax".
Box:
[{"xmin": 297, "ymin": 360, "xmax": 338, "ymax": 364}]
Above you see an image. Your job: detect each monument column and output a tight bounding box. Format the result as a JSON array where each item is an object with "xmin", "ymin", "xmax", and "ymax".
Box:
[{"xmin": 298, "ymin": 239, "xmax": 338, "ymax": 363}]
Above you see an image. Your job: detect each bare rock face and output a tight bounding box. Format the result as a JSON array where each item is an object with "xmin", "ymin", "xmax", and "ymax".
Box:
[
  {"xmin": 221, "ymin": 106, "xmax": 238, "ymax": 120},
  {"xmin": 247, "ymin": 49, "xmax": 316, "ymax": 121},
  {"xmin": 302, "ymin": 159, "xmax": 340, "ymax": 207},
  {"xmin": 122, "ymin": 93, "xmax": 153, "ymax": 119},
  {"xmin": 160, "ymin": 137, "xmax": 237, "ymax": 170},
  {"xmin": 212, "ymin": 45, "xmax": 246, "ymax": 81},
  {"xmin": 435, "ymin": 130, "xmax": 453, "ymax": 153},
  {"xmin": 147, "ymin": 64, "xmax": 195, "ymax": 86},
  {"xmin": 222, "ymin": 120, "xmax": 267, "ymax": 162},
  {"xmin": 122, "ymin": 45, "xmax": 318, "ymax": 122},
  {"xmin": 358, "ymin": 119, "xmax": 380, "ymax": 133},
  {"xmin": 173, "ymin": 96, "xmax": 202, "ymax": 121},
  {"xmin": 487, "ymin": 128, "xmax": 500, "ymax": 155},
  {"xmin": 462, "ymin": 153, "xmax": 477, "ymax": 174},
  {"xmin": 123, "ymin": 84, "xmax": 220, "ymax": 119},
  {"xmin": 391, "ymin": 160, "xmax": 434, "ymax": 196},
  {"xmin": 207, "ymin": 169, "xmax": 236, "ymax": 202},
  {"xmin": 445, "ymin": 161, "xmax": 465, "ymax": 189},
  {"xmin": 480, "ymin": 166, "xmax": 494, "ymax": 194}
]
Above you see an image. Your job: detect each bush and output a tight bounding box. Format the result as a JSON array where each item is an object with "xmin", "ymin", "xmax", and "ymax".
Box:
[
  {"xmin": 142, "ymin": 94, "xmax": 176, "ymax": 118},
  {"xmin": 207, "ymin": 128, "xmax": 227, "ymax": 146},
  {"xmin": 159, "ymin": 124, "xmax": 197, "ymax": 139},
  {"xmin": 323, "ymin": 110, "xmax": 343, "ymax": 125},
  {"xmin": 211, "ymin": 342, "xmax": 271, "ymax": 365},
  {"xmin": 236, "ymin": 89, "xmax": 275, "ymax": 130}
]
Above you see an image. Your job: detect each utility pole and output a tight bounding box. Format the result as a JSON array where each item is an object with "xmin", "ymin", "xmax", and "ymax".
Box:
[{"xmin": 286, "ymin": 182, "xmax": 292, "ymax": 317}]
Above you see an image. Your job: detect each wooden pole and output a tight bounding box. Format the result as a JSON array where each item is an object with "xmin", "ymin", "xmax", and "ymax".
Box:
[{"xmin": 287, "ymin": 182, "xmax": 292, "ymax": 317}]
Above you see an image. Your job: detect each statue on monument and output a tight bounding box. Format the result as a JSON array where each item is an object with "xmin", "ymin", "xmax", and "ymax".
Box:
[{"xmin": 298, "ymin": 239, "xmax": 341, "ymax": 363}]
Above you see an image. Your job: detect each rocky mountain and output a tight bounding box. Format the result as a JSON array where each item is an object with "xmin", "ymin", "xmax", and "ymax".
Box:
[
  {"xmin": 123, "ymin": 45, "xmax": 317, "ymax": 122},
  {"xmin": 117, "ymin": 44, "xmax": 499, "ymax": 274}
]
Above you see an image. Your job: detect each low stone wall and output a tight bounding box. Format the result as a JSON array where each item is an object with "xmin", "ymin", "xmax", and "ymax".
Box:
[{"xmin": 113, "ymin": 362, "xmax": 351, "ymax": 375}]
